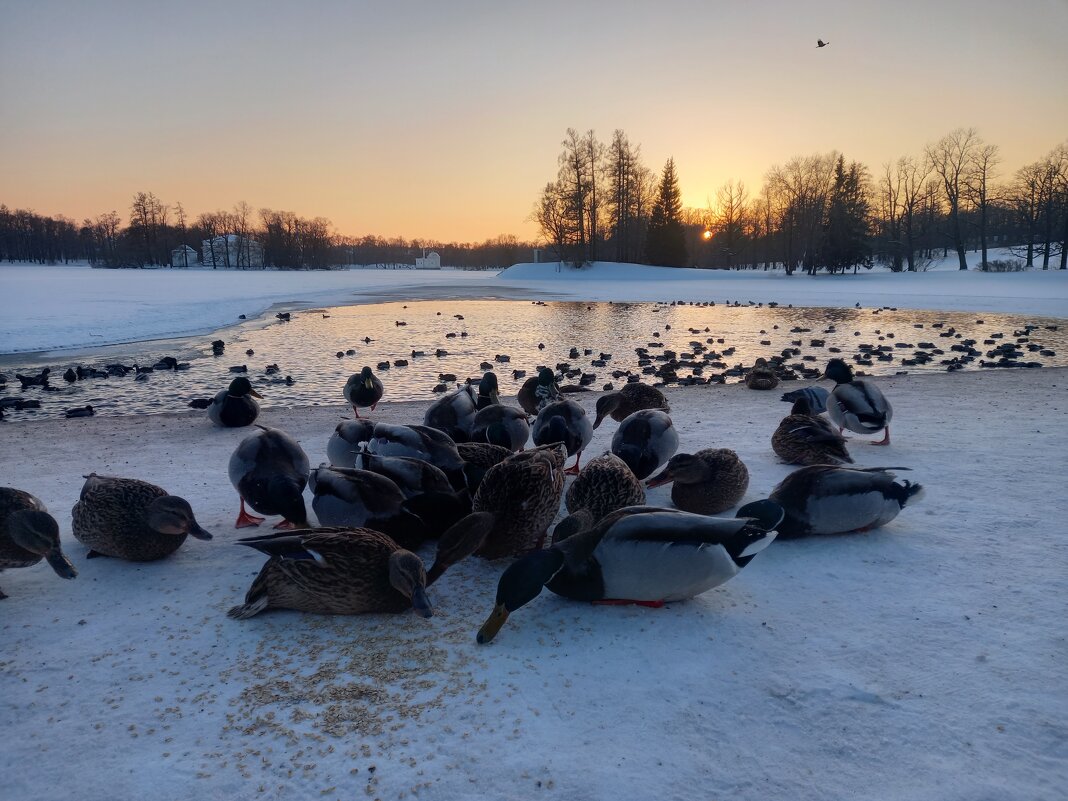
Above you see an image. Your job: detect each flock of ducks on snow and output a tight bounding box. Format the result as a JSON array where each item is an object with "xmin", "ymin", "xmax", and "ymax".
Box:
[{"xmin": 1, "ymin": 355, "xmax": 921, "ymax": 643}]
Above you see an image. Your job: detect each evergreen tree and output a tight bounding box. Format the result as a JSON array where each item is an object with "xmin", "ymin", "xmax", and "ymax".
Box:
[
  {"xmin": 820, "ymin": 156, "xmax": 871, "ymax": 274},
  {"xmin": 645, "ymin": 158, "xmax": 687, "ymax": 266}
]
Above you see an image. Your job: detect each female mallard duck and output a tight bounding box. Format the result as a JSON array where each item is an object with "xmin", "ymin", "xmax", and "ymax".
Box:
[
  {"xmin": 745, "ymin": 358, "xmax": 779, "ymax": 390},
  {"xmin": 646, "ymin": 449, "xmax": 749, "ymax": 515},
  {"xmin": 475, "ymin": 371, "xmax": 500, "ymax": 410},
  {"xmin": 1, "ymin": 488, "xmax": 77, "ymax": 598},
  {"xmin": 355, "ymin": 450, "xmax": 454, "ymax": 499},
  {"xmin": 368, "ymin": 423, "xmax": 466, "ymax": 490},
  {"xmin": 824, "ymin": 358, "xmax": 893, "ymax": 445},
  {"xmin": 343, "ymin": 366, "xmax": 384, "ymax": 418},
  {"xmin": 228, "ymin": 425, "xmax": 310, "ymax": 529},
  {"xmin": 610, "ymin": 409, "xmax": 679, "ymax": 480},
  {"xmin": 592, "ymin": 383, "xmax": 670, "ymax": 429},
  {"xmin": 71, "ymin": 474, "xmax": 212, "ymax": 561},
  {"xmin": 227, "ymin": 513, "xmax": 494, "ymax": 619},
  {"xmin": 532, "ymin": 399, "xmax": 593, "ymax": 474},
  {"xmin": 470, "ymin": 405, "xmax": 530, "ymax": 452},
  {"xmin": 456, "ymin": 441, "xmax": 512, "ymax": 493},
  {"xmin": 476, "ymin": 501, "xmax": 783, "ymax": 643},
  {"xmin": 207, "ymin": 376, "xmax": 262, "ymax": 427},
  {"xmin": 423, "ymin": 384, "xmax": 478, "ymax": 442},
  {"xmin": 764, "ymin": 465, "xmax": 923, "ymax": 538},
  {"xmin": 772, "ymin": 396, "xmax": 853, "ymax": 465},
  {"xmin": 556, "ymin": 453, "xmax": 645, "ymax": 541},
  {"xmin": 518, "ymin": 368, "xmax": 561, "ymax": 415},
  {"xmin": 326, "ymin": 419, "xmax": 376, "ymax": 468},
  {"xmin": 453, "ymin": 444, "xmax": 566, "ymax": 559}
]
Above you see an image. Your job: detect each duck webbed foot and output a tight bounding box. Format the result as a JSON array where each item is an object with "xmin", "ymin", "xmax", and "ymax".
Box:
[{"xmin": 235, "ymin": 499, "xmax": 266, "ymax": 529}]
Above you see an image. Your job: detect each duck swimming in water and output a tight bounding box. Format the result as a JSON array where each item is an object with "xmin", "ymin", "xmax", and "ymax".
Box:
[
  {"xmin": 824, "ymin": 358, "xmax": 893, "ymax": 445},
  {"xmin": 208, "ymin": 376, "xmax": 262, "ymax": 427}
]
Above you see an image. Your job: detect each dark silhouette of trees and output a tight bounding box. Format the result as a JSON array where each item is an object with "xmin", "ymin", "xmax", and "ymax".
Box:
[{"xmin": 645, "ymin": 158, "xmax": 687, "ymax": 267}]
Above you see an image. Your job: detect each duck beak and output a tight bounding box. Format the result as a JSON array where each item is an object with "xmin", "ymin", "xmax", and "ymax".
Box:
[
  {"xmin": 364, "ymin": 378, "xmax": 374, "ymax": 390},
  {"xmin": 646, "ymin": 468, "xmax": 672, "ymax": 489},
  {"xmin": 410, "ymin": 585, "xmax": 433, "ymax": 618},
  {"xmin": 45, "ymin": 548, "xmax": 78, "ymax": 580},
  {"xmin": 188, "ymin": 521, "xmax": 214, "ymax": 541},
  {"xmin": 249, "ymin": 389, "xmax": 263, "ymax": 399},
  {"xmin": 592, "ymin": 412, "xmax": 605, "ymax": 430},
  {"xmin": 476, "ymin": 603, "xmax": 509, "ymax": 644}
]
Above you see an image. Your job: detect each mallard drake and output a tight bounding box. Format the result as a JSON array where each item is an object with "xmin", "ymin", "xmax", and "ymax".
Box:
[
  {"xmin": 532, "ymin": 399, "xmax": 594, "ymax": 475},
  {"xmin": 610, "ymin": 409, "xmax": 679, "ymax": 480},
  {"xmin": 456, "ymin": 441, "xmax": 512, "ymax": 493},
  {"xmin": 227, "ymin": 513, "xmax": 494, "ymax": 619},
  {"xmin": 646, "ymin": 449, "xmax": 749, "ymax": 515},
  {"xmin": 343, "ymin": 366, "xmax": 384, "ymax": 418},
  {"xmin": 745, "ymin": 358, "xmax": 779, "ymax": 390},
  {"xmin": 772, "ymin": 396, "xmax": 853, "ymax": 465},
  {"xmin": 470, "ymin": 405, "xmax": 530, "ymax": 452},
  {"xmin": 228, "ymin": 425, "xmax": 310, "ymax": 529},
  {"xmin": 556, "ymin": 453, "xmax": 645, "ymax": 541},
  {"xmin": 368, "ymin": 423, "xmax": 466, "ymax": 490},
  {"xmin": 824, "ymin": 358, "xmax": 893, "ymax": 445},
  {"xmin": 207, "ymin": 376, "xmax": 262, "ymax": 427},
  {"xmin": 309, "ymin": 465, "xmax": 434, "ymax": 548},
  {"xmin": 592, "ymin": 383, "xmax": 669, "ymax": 429},
  {"xmin": 326, "ymin": 419, "xmax": 376, "ymax": 468},
  {"xmin": 354, "ymin": 450, "xmax": 454, "ymax": 499},
  {"xmin": 423, "ymin": 384, "xmax": 478, "ymax": 442},
  {"xmin": 780, "ymin": 386, "xmax": 830, "ymax": 415},
  {"xmin": 763, "ymin": 465, "xmax": 923, "ymax": 538},
  {"xmin": 518, "ymin": 368, "xmax": 561, "ymax": 415},
  {"xmin": 458, "ymin": 444, "xmax": 566, "ymax": 559},
  {"xmin": 475, "ymin": 371, "xmax": 500, "ymax": 410},
  {"xmin": 1, "ymin": 488, "xmax": 76, "ymax": 598},
  {"xmin": 71, "ymin": 474, "xmax": 212, "ymax": 561},
  {"xmin": 476, "ymin": 502, "xmax": 783, "ymax": 643}
]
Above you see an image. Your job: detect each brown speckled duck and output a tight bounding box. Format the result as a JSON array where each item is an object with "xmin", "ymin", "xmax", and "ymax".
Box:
[
  {"xmin": 646, "ymin": 449, "xmax": 750, "ymax": 515},
  {"xmin": 227, "ymin": 513, "xmax": 493, "ymax": 619},
  {"xmin": 557, "ymin": 453, "xmax": 645, "ymax": 541},
  {"xmin": 772, "ymin": 396, "xmax": 853, "ymax": 465},
  {"xmin": 745, "ymin": 358, "xmax": 779, "ymax": 390},
  {"xmin": 592, "ymin": 383, "xmax": 670, "ymax": 429},
  {"xmin": 1, "ymin": 487, "xmax": 77, "ymax": 598},
  {"xmin": 71, "ymin": 474, "xmax": 212, "ymax": 561}
]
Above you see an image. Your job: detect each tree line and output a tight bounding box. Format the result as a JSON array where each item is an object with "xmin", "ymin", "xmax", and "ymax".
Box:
[
  {"xmin": 0, "ymin": 194, "xmax": 531, "ymax": 270},
  {"xmin": 535, "ymin": 127, "xmax": 1068, "ymax": 272}
]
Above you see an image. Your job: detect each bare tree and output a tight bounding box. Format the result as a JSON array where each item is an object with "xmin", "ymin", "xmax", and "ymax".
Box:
[
  {"xmin": 898, "ymin": 156, "xmax": 933, "ymax": 271},
  {"xmin": 712, "ymin": 179, "xmax": 749, "ymax": 268},
  {"xmin": 965, "ymin": 142, "xmax": 1000, "ymax": 268},
  {"xmin": 925, "ymin": 128, "xmax": 981, "ymax": 270}
]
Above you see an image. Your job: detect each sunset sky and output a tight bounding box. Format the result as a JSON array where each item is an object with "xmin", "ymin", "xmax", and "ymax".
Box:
[{"xmin": 2, "ymin": 0, "xmax": 1066, "ymax": 243}]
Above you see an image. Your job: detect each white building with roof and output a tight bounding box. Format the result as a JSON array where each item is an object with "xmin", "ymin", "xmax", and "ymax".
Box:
[
  {"xmin": 170, "ymin": 245, "xmax": 199, "ymax": 268},
  {"xmin": 415, "ymin": 250, "xmax": 441, "ymax": 269}
]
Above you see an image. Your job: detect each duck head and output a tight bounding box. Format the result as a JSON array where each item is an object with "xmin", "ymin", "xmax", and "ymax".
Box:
[
  {"xmin": 269, "ymin": 475, "xmax": 310, "ymax": 527},
  {"xmin": 537, "ymin": 367, "xmax": 557, "ymax": 388},
  {"xmin": 646, "ymin": 453, "xmax": 709, "ymax": 488},
  {"xmin": 477, "ymin": 548, "xmax": 565, "ymax": 644},
  {"xmin": 360, "ymin": 366, "xmax": 376, "ymax": 390},
  {"xmin": 790, "ymin": 395, "xmax": 815, "ymax": 416},
  {"xmin": 387, "ymin": 550, "xmax": 432, "ymax": 618},
  {"xmin": 7, "ymin": 510, "xmax": 78, "ymax": 579},
  {"xmin": 227, "ymin": 377, "xmax": 262, "ymax": 398},
  {"xmin": 145, "ymin": 496, "xmax": 213, "ymax": 540},
  {"xmin": 592, "ymin": 392, "xmax": 621, "ymax": 429},
  {"xmin": 823, "ymin": 358, "xmax": 854, "ymax": 384},
  {"xmin": 425, "ymin": 511, "xmax": 493, "ymax": 586},
  {"xmin": 478, "ymin": 372, "xmax": 499, "ymax": 404}
]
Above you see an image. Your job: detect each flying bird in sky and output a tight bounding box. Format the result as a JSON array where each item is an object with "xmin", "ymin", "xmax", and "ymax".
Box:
[{"xmin": 817, "ymin": 39, "xmax": 829, "ymax": 48}]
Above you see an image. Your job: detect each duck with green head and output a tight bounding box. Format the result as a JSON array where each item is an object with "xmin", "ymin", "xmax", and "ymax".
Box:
[
  {"xmin": 228, "ymin": 426, "xmax": 310, "ymax": 529},
  {"xmin": 344, "ymin": 366, "xmax": 384, "ymax": 418},
  {"xmin": 208, "ymin": 376, "xmax": 263, "ymax": 427}
]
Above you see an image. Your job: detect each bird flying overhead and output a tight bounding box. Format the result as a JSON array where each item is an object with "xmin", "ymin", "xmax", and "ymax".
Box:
[{"xmin": 817, "ymin": 39, "xmax": 829, "ymax": 48}]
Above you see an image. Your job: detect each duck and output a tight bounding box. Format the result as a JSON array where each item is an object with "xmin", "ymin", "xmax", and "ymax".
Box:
[
  {"xmin": 592, "ymin": 383, "xmax": 670, "ymax": 429},
  {"xmin": 475, "ymin": 371, "xmax": 500, "ymax": 410},
  {"xmin": 459, "ymin": 444, "xmax": 566, "ymax": 559},
  {"xmin": 532, "ymin": 399, "xmax": 594, "ymax": 475},
  {"xmin": 764, "ymin": 465, "xmax": 923, "ymax": 538},
  {"xmin": 343, "ymin": 366, "xmax": 384, "ymax": 418},
  {"xmin": 1, "ymin": 488, "xmax": 77, "ymax": 598},
  {"xmin": 367, "ymin": 423, "xmax": 466, "ymax": 490},
  {"xmin": 518, "ymin": 368, "xmax": 561, "ymax": 415},
  {"xmin": 610, "ymin": 409, "xmax": 679, "ymax": 480},
  {"xmin": 780, "ymin": 386, "xmax": 830, "ymax": 415},
  {"xmin": 326, "ymin": 419, "xmax": 377, "ymax": 468},
  {"xmin": 309, "ymin": 465, "xmax": 432, "ymax": 549},
  {"xmin": 228, "ymin": 425, "xmax": 311, "ymax": 529},
  {"xmin": 824, "ymin": 358, "xmax": 894, "ymax": 445},
  {"xmin": 423, "ymin": 384, "xmax": 478, "ymax": 442},
  {"xmin": 772, "ymin": 396, "xmax": 853, "ymax": 465},
  {"xmin": 71, "ymin": 474, "xmax": 212, "ymax": 561},
  {"xmin": 557, "ymin": 453, "xmax": 645, "ymax": 540},
  {"xmin": 456, "ymin": 441, "xmax": 513, "ymax": 493},
  {"xmin": 227, "ymin": 513, "xmax": 494, "ymax": 619},
  {"xmin": 354, "ymin": 450, "xmax": 454, "ymax": 499},
  {"xmin": 470, "ymin": 405, "xmax": 530, "ymax": 452},
  {"xmin": 745, "ymin": 358, "xmax": 779, "ymax": 390},
  {"xmin": 207, "ymin": 376, "xmax": 262, "ymax": 427},
  {"xmin": 646, "ymin": 449, "xmax": 749, "ymax": 514},
  {"xmin": 476, "ymin": 502, "xmax": 783, "ymax": 643}
]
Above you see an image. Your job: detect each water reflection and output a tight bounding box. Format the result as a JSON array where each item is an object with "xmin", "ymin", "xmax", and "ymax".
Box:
[{"xmin": 2, "ymin": 299, "xmax": 1064, "ymax": 420}]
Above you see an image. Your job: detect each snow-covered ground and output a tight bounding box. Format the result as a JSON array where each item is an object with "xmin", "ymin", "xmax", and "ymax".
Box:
[
  {"xmin": 4, "ymin": 248, "xmax": 1065, "ymax": 354},
  {"xmin": 2, "ymin": 369, "xmax": 1065, "ymax": 801}
]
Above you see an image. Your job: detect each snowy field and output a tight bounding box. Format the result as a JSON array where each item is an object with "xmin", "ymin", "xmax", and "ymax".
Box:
[
  {"xmin": 3, "ymin": 248, "xmax": 1066, "ymax": 354},
  {"xmin": 2, "ymin": 369, "xmax": 1066, "ymax": 801}
]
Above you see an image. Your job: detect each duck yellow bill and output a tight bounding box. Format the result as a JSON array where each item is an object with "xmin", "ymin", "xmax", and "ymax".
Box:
[
  {"xmin": 476, "ymin": 603, "xmax": 509, "ymax": 644},
  {"xmin": 250, "ymin": 389, "xmax": 263, "ymax": 399},
  {"xmin": 364, "ymin": 378, "xmax": 375, "ymax": 389},
  {"xmin": 645, "ymin": 470, "xmax": 672, "ymax": 489}
]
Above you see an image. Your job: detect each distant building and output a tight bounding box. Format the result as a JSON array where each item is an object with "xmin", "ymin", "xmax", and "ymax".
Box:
[
  {"xmin": 170, "ymin": 245, "xmax": 199, "ymax": 268},
  {"xmin": 202, "ymin": 234, "xmax": 265, "ymax": 269},
  {"xmin": 415, "ymin": 250, "xmax": 441, "ymax": 270}
]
